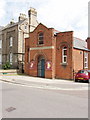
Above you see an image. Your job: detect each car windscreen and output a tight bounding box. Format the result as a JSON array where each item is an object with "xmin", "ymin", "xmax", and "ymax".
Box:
[
  {"xmin": 78, "ymin": 70, "xmax": 88, "ymax": 75},
  {"xmin": 87, "ymin": 70, "xmax": 90, "ymax": 73}
]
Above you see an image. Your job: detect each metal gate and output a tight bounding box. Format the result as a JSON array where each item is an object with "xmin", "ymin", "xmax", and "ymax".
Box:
[{"xmin": 38, "ymin": 56, "xmax": 45, "ymax": 78}]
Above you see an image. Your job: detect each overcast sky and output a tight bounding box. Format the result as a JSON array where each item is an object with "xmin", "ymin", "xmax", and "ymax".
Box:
[{"xmin": 0, "ymin": 0, "xmax": 89, "ymax": 40}]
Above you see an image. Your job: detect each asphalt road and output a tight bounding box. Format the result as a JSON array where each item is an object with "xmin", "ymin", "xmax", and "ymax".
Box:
[{"xmin": 1, "ymin": 81, "xmax": 88, "ymax": 118}]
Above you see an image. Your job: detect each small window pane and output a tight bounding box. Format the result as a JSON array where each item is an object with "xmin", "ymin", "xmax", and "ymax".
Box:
[
  {"xmin": 85, "ymin": 58, "xmax": 87, "ymax": 62},
  {"xmin": 25, "ymin": 26, "xmax": 27, "ymax": 29},
  {"xmin": 39, "ymin": 41, "xmax": 43, "ymax": 44},
  {"xmin": 64, "ymin": 50, "xmax": 67, "ymax": 55},
  {"xmin": 9, "ymin": 53, "xmax": 13, "ymax": 64},
  {"xmin": 64, "ymin": 57, "xmax": 67, "ymax": 62},
  {"xmin": 64, "ymin": 46, "xmax": 67, "ymax": 49},
  {"xmin": 38, "ymin": 33, "xmax": 44, "ymax": 45}
]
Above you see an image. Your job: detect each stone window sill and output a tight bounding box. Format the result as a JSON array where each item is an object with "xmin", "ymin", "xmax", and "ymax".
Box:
[
  {"xmin": 60, "ymin": 63, "xmax": 68, "ymax": 66},
  {"xmin": 37, "ymin": 44, "xmax": 44, "ymax": 46}
]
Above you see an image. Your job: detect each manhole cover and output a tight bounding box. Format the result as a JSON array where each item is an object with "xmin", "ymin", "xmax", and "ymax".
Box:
[
  {"xmin": 12, "ymin": 79, "xmax": 15, "ymax": 81},
  {"xmin": 6, "ymin": 107, "xmax": 16, "ymax": 112}
]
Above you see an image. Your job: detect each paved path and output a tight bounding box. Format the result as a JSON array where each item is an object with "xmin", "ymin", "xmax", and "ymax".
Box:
[{"xmin": 0, "ymin": 74, "xmax": 88, "ymax": 90}]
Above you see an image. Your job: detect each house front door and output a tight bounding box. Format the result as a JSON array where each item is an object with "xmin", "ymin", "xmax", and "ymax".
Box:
[{"xmin": 38, "ymin": 57, "xmax": 45, "ymax": 78}]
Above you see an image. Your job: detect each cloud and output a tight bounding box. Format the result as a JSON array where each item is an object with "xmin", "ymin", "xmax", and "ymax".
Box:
[
  {"xmin": 0, "ymin": 0, "xmax": 88, "ymax": 39},
  {"xmin": 0, "ymin": 0, "xmax": 6, "ymax": 20},
  {"xmin": 37, "ymin": 0, "xmax": 88, "ymax": 39}
]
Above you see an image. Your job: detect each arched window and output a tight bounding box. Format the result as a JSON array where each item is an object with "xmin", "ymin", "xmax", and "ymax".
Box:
[
  {"xmin": 62, "ymin": 46, "xmax": 67, "ymax": 63},
  {"xmin": 9, "ymin": 36, "xmax": 13, "ymax": 47},
  {"xmin": 38, "ymin": 33, "xmax": 44, "ymax": 45}
]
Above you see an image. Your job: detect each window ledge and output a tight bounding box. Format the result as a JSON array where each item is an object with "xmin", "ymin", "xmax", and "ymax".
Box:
[
  {"xmin": 60, "ymin": 63, "xmax": 68, "ymax": 66},
  {"xmin": 37, "ymin": 44, "xmax": 44, "ymax": 46},
  {"xmin": 84, "ymin": 67, "xmax": 88, "ymax": 69}
]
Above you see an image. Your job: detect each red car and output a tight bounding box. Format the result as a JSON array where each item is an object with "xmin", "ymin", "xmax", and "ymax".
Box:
[{"xmin": 75, "ymin": 70, "xmax": 90, "ymax": 83}]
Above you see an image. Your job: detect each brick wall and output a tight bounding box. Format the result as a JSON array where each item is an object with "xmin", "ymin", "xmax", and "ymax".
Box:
[
  {"xmin": 25, "ymin": 23, "xmax": 56, "ymax": 78},
  {"xmin": 86, "ymin": 38, "xmax": 90, "ymax": 69},
  {"xmin": 73, "ymin": 49, "xmax": 84, "ymax": 73},
  {"xmin": 55, "ymin": 31, "xmax": 73, "ymax": 80},
  {"xmin": 25, "ymin": 23, "xmax": 89, "ymax": 80}
]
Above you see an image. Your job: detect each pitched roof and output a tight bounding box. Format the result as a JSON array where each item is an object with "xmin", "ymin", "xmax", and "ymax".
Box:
[
  {"xmin": 73, "ymin": 37, "xmax": 88, "ymax": 51},
  {"xmin": 0, "ymin": 26, "xmax": 4, "ymax": 32},
  {"xmin": 0, "ymin": 26, "xmax": 2, "ymax": 29},
  {"xmin": 54, "ymin": 29, "xmax": 60, "ymax": 35},
  {"xmin": 0, "ymin": 26, "xmax": 4, "ymax": 30},
  {"xmin": 2, "ymin": 19, "xmax": 27, "ymax": 30}
]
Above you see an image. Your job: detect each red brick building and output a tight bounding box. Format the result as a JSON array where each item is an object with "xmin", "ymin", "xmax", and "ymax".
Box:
[{"xmin": 24, "ymin": 23, "xmax": 90, "ymax": 80}]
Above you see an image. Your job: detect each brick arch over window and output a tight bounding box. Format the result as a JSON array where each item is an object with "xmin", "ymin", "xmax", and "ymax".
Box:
[
  {"xmin": 33, "ymin": 52, "xmax": 48, "ymax": 61},
  {"xmin": 57, "ymin": 42, "xmax": 70, "ymax": 64},
  {"xmin": 57, "ymin": 42, "xmax": 70, "ymax": 50}
]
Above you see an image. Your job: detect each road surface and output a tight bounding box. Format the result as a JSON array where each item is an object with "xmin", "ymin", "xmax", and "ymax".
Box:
[{"xmin": 1, "ymin": 81, "xmax": 88, "ymax": 118}]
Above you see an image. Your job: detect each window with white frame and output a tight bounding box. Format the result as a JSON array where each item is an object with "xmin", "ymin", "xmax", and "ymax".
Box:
[
  {"xmin": 62, "ymin": 46, "xmax": 67, "ymax": 63},
  {"xmin": 0, "ymin": 40, "xmax": 2, "ymax": 48},
  {"xmin": 38, "ymin": 32, "xmax": 44, "ymax": 45},
  {"xmin": 9, "ymin": 52, "xmax": 13, "ymax": 64},
  {"xmin": 9, "ymin": 37, "xmax": 13, "ymax": 47},
  {"xmin": 84, "ymin": 52, "xmax": 88, "ymax": 68}
]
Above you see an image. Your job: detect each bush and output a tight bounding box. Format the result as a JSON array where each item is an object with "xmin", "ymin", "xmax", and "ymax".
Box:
[{"xmin": 2, "ymin": 62, "xmax": 11, "ymax": 70}]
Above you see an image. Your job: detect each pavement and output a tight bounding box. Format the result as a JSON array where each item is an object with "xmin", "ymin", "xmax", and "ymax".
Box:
[{"xmin": 0, "ymin": 73, "xmax": 89, "ymax": 90}]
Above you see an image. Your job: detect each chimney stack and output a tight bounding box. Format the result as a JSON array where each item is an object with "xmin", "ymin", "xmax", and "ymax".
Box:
[
  {"xmin": 28, "ymin": 7, "xmax": 38, "ymax": 32},
  {"xmin": 10, "ymin": 19, "xmax": 15, "ymax": 24},
  {"xmin": 18, "ymin": 13, "xmax": 26, "ymax": 22},
  {"xmin": 28, "ymin": 7, "xmax": 37, "ymax": 18},
  {"xmin": 86, "ymin": 37, "xmax": 90, "ymax": 49}
]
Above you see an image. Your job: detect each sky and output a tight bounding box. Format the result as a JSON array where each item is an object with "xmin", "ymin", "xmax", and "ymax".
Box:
[{"xmin": 0, "ymin": 0, "xmax": 89, "ymax": 40}]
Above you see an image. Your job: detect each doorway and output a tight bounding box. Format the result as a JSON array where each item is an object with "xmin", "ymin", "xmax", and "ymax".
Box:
[{"xmin": 37, "ymin": 56, "xmax": 45, "ymax": 78}]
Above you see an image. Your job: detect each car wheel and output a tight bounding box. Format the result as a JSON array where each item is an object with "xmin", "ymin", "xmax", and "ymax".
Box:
[{"xmin": 75, "ymin": 79, "xmax": 78, "ymax": 82}]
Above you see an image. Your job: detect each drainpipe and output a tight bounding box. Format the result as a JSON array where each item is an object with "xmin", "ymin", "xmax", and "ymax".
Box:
[
  {"xmin": 19, "ymin": 26, "xmax": 29, "ymax": 73},
  {"xmin": 28, "ymin": 10, "xmax": 31, "ymax": 35}
]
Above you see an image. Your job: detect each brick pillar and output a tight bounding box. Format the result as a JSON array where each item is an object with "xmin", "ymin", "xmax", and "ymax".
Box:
[{"xmin": 86, "ymin": 37, "xmax": 90, "ymax": 69}]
